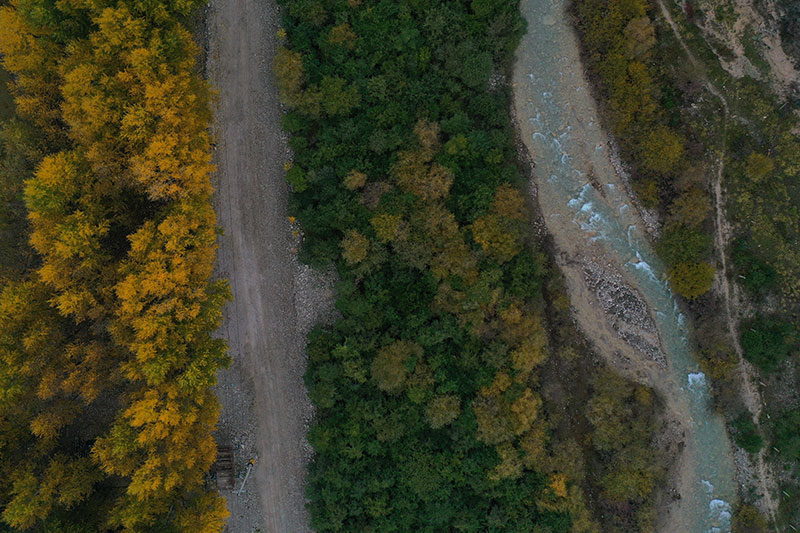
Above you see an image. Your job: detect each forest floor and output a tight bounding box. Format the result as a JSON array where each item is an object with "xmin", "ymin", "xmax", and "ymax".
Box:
[{"xmin": 206, "ymin": 0, "xmax": 335, "ymax": 531}]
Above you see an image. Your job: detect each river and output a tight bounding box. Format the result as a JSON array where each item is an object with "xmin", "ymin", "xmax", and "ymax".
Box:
[{"xmin": 512, "ymin": 0, "xmax": 738, "ymax": 531}]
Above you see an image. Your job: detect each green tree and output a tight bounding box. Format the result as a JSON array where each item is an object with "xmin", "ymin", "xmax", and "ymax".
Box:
[
  {"xmin": 741, "ymin": 315, "xmax": 797, "ymax": 372},
  {"xmin": 667, "ymin": 261, "xmax": 714, "ymax": 299}
]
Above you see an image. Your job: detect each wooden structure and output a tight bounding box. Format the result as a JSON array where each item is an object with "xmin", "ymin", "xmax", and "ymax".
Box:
[{"xmin": 215, "ymin": 445, "xmax": 236, "ymax": 490}]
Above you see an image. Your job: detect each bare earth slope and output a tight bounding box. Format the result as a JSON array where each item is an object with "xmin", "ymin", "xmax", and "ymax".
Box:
[{"xmin": 207, "ymin": 0, "xmax": 315, "ymax": 531}]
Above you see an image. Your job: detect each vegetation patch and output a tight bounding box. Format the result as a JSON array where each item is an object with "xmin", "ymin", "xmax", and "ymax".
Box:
[
  {"xmin": 576, "ymin": 0, "xmax": 800, "ymax": 524},
  {"xmin": 571, "ymin": 0, "xmax": 717, "ymax": 301},
  {"xmin": 0, "ymin": 1, "xmax": 229, "ymax": 530},
  {"xmin": 731, "ymin": 413, "xmax": 763, "ymax": 454},
  {"xmin": 276, "ymin": 0, "xmax": 666, "ymax": 530}
]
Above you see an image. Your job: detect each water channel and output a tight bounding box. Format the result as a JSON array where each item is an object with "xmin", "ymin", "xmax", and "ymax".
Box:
[{"xmin": 512, "ymin": 0, "xmax": 738, "ymax": 530}]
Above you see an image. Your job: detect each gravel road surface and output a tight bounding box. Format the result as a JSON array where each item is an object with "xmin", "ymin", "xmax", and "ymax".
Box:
[{"xmin": 206, "ymin": 1, "xmax": 334, "ymax": 531}]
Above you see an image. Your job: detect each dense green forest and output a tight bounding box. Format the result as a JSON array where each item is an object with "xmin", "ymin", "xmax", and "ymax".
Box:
[
  {"xmin": 0, "ymin": 1, "xmax": 228, "ymax": 530},
  {"xmin": 275, "ymin": 0, "xmax": 666, "ymax": 531},
  {"xmin": 572, "ymin": 0, "xmax": 800, "ymax": 526}
]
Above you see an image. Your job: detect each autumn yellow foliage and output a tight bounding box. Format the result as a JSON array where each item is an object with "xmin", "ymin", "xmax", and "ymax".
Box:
[{"xmin": 0, "ymin": 1, "xmax": 230, "ymax": 530}]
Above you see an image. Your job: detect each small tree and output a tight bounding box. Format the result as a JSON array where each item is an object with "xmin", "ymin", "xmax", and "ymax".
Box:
[
  {"xmin": 667, "ymin": 261, "xmax": 714, "ymax": 300},
  {"xmin": 425, "ymin": 395, "xmax": 461, "ymax": 429},
  {"xmin": 341, "ymin": 230, "xmax": 369, "ymax": 264},
  {"xmin": 744, "ymin": 152, "xmax": 774, "ymax": 184},
  {"xmin": 471, "ymin": 214, "xmax": 521, "ymax": 263},
  {"xmin": 328, "ymin": 23, "xmax": 356, "ymax": 49},
  {"xmin": 371, "ymin": 340, "xmax": 422, "ymax": 394},
  {"xmin": 668, "ymin": 187, "xmax": 711, "ymax": 228}
]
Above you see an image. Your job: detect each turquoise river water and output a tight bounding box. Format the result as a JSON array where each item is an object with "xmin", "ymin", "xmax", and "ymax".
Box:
[{"xmin": 513, "ymin": 0, "xmax": 738, "ymax": 530}]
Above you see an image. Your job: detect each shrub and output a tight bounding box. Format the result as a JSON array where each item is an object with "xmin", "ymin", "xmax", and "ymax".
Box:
[
  {"xmin": 731, "ymin": 414, "xmax": 763, "ymax": 453},
  {"xmin": 732, "ymin": 504, "xmax": 767, "ymax": 533},
  {"xmin": 740, "ymin": 315, "xmax": 796, "ymax": 372},
  {"xmin": 772, "ymin": 408, "xmax": 800, "ymax": 460},
  {"xmin": 731, "ymin": 238, "xmax": 777, "ymax": 298}
]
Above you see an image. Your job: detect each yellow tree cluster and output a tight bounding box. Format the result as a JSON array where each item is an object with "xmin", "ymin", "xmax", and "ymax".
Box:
[
  {"xmin": 0, "ymin": 1, "xmax": 229, "ymax": 530},
  {"xmin": 0, "ymin": 281, "xmax": 108, "ymax": 529},
  {"xmin": 0, "ymin": 6, "xmax": 64, "ymax": 143}
]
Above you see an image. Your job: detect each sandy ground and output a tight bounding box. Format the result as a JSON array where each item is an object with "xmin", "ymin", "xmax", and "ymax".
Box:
[{"xmin": 206, "ymin": 0, "xmax": 335, "ymax": 531}]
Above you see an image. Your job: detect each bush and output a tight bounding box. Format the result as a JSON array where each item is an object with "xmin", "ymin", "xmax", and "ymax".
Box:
[
  {"xmin": 740, "ymin": 315, "xmax": 797, "ymax": 372},
  {"xmin": 732, "ymin": 504, "xmax": 768, "ymax": 533},
  {"xmin": 772, "ymin": 408, "xmax": 800, "ymax": 460},
  {"xmin": 731, "ymin": 414, "xmax": 763, "ymax": 453},
  {"xmin": 731, "ymin": 238, "xmax": 778, "ymax": 298}
]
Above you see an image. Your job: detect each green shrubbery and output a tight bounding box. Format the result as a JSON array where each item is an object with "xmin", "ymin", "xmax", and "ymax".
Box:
[
  {"xmin": 771, "ymin": 409, "xmax": 800, "ymax": 461},
  {"xmin": 741, "ymin": 315, "xmax": 797, "ymax": 372},
  {"xmin": 276, "ymin": 0, "xmax": 665, "ymax": 530},
  {"xmin": 731, "ymin": 414, "xmax": 764, "ymax": 453},
  {"xmin": 731, "ymin": 238, "xmax": 778, "ymax": 298}
]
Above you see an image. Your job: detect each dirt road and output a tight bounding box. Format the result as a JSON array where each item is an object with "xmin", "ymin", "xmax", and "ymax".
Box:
[{"xmin": 206, "ymin": 0, "xmax": 317, "ymax": 531}]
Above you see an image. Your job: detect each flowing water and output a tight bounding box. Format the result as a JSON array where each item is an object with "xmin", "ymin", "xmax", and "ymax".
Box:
[{"xmin": 513, "ymin": 0, "xmax": 737, "ymax": 530}]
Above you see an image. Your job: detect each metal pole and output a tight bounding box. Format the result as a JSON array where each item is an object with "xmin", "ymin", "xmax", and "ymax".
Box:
[{"xmin": 236, "ymin": 458, "xmax": 255, "ymax": 495}]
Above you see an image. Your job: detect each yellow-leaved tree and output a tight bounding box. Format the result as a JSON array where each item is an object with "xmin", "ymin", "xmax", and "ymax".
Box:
[
  {"xmin": 0, "ymin": 281, "xmax": 107, "ymax": 529},
  {"xmin": 0, "ymin": 5, "xmax": 65, "ymax": 142}
]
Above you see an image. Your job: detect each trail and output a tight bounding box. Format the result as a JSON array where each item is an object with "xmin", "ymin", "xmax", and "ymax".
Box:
[
  {"xmin": 657, "ymin": 1, "xmax": 780, "ymax": 526},
  {"xmin": 207, "ymin": 0, "xmax": 317, "ymax": 531}
]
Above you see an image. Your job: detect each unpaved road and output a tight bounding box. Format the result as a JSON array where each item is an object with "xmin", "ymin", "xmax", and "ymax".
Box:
[{"xmin": 207, "ymin": 0, "xmax": 314, "ymax": 531}]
